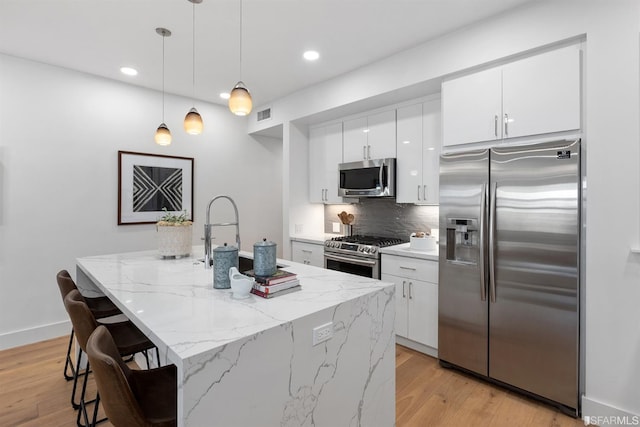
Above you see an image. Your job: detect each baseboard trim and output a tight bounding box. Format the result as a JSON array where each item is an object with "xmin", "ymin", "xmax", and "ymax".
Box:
[
  {"xmin": 582, "ymin": 395, "xmax": 640, "ymax": 425},
  {"xmin": 0, "ymin": 320, "xmax": 70, "ymax": 351},
  {"xmin": 396, "ymin": 336, "xmax": 438, "ymax": 358}
]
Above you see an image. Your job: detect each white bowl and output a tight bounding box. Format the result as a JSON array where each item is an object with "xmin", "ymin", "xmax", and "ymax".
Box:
[{"xmin": 410, "ymin": 235, "xmax": 437, "ymax": 251}]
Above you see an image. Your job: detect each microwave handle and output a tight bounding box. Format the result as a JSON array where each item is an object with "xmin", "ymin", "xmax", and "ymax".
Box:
[{"xmin": 379, "ymin": 162, "xmax": 384, "ymax": 188}]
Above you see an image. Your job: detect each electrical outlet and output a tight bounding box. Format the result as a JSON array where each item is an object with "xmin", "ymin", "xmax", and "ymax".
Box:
[
  {"xmin": 295, "ymin": 224, "xmax": 304, "ymax": 234},
  {"xmin": 312, "ymin": 322, "xmax": 333, "ymax": 346},
  {"xmin": 332, "ymin": 222, "xmax": 340, "ymax": 232}
]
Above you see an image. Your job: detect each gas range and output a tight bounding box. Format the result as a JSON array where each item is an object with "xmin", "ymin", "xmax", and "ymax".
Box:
[{"xmin": 324, "ymin": 235, "xmax": 406, "ymax": 260}]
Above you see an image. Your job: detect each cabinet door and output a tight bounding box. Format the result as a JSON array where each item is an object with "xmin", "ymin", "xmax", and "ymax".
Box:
[
  {"xmin": 421, "ymin": 99, "xmax": 441, "ymax": 204},
  {"xmin": 323, "ymin": 122, "xmax": 344, "ymax": 203},
  {"xmin": 502, "ymin": 45, "xmax": 581, "ymax": 139},
  {"xmin": 442, "ymin": 67, "xmax": 502, "ymax": 146},
  {"xmin": 407, "ymin": 279, "xmax": 438, "ymax": 348},
  {"xmin": 366, "ymin": 109, "xmax": 396, "ymax": 159},
  {"xmin": 309, "ymin": 123, "xmax": 343, "ymax": 203},
  {"xmin": 291, "ymin": 241, "xmax": 324, "ymax": 267},
  {"xmin": 381, "ymin": 273, "xmax": 408, "ymax": 338},
  {"xmin": 308, "ymin": 126, "xmax": 326, "ymax": 203},
  {"xmin": 395, "ymin": 103, "xmax": 423, "ymax": 204},
  {"xmin": 343, "ymin": 116, "xmax": 368, "ymax": 162}
]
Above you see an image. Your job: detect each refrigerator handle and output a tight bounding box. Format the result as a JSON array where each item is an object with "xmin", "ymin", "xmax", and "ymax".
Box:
[
  {"xmin": 479, "ymin": 183, "xmax": 487, "ymax": 301},
  {"xmin": 489, "ymin": 181, "xmax": 497, "ymax": 302}
]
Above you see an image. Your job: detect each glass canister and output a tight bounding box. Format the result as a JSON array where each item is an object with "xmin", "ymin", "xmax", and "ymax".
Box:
[
  {"xmin": 253, "ymin": 238, "xmax": 277, "ymax": 277},
  {"xmin": 212, "ymin": 243, "xmax": 238, "ymax": 289}
]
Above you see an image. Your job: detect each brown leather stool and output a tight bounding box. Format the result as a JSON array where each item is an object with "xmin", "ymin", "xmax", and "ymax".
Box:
[
  {"xmin": 64, "ymin": 289, "xmax": 159, "ymax": 427},
  {"xmin": 56, "ymin": 270, "xmax": 122, "ymax": 381}
]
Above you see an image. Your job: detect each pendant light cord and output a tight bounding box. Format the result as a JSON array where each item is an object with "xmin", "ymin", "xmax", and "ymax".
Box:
[
  {"xmin": 162, "ymin": 32, "xmax": 166, "ymax": 122},
  {"xmin": 192, "ymin": 0, "xmax": 196, "ymax": 105},
  {"xmin": 239, "ymin": 0, "xmax": 243, "ymax": 80}
]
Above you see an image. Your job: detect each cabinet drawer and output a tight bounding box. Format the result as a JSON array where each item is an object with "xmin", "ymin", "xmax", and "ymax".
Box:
[
  {"xmin": 381, "ymin": 254, "xmax": 438, "ymax": 283},
  {"xmin": 291, "ymin": 240, "xmax": 324, "ymax": 267}
]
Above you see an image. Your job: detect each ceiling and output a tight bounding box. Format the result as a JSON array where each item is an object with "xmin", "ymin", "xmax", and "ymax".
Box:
[{"xmin": 0, "ymin": 0, "xmax": 534, "ymax": 109}]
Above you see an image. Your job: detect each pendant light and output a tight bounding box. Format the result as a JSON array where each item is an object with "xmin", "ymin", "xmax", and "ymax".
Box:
[
  {"xmin": 184, "ymin": 0, "xmax": 203, "ymax": 135},
  {"xmin": 228, "ymin": 0, "xmax": 252, "ymax": 116},
  {"xmin": 155, "ymin": 27, "xmax": 172, "ymax": 146}
]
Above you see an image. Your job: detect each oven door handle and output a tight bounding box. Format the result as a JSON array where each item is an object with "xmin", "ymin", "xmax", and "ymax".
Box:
[{"xmin": 324, "ymin": 253, "xmax": 378, "ymax": 267}]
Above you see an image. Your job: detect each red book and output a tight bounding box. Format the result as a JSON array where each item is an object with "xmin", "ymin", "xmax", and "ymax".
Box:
[
  {"xmin": 252, "ymin": 279, "xmax": 300, "ymax": 294},
  {"xmin": 244, "ymin": 269, "xmax": 297, "ymax": 285},
  {"xmin": 250, "ymin": 285, "xmax": 301, "ymax": 299}
]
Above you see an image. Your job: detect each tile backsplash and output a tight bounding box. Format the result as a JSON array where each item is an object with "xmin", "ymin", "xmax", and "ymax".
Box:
[{"xmin": 324, "ymin": 199, "xmax": 439, "ymax": 241}]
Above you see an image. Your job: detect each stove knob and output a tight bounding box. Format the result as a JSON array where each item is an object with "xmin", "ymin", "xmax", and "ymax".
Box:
[
  {"xmin": 370, "ymin": 247, "xmax": 377, "ymax": 254},
  {"xmin": 358, "ymin": 247, "xmax": 365, "ymax": 252},
  {"xmin": 325, "ymin": 241, "xmax": 330, "ymax": 247},
  {"xmin": 363, "ymin": 247, "xmax": 370, "ymax": 253}
]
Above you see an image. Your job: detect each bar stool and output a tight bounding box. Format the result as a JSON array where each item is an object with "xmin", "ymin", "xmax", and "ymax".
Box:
[
  {"xmin": 64, "ymin": 289, "xmax": 159, "ymax": 427},
  {"xmin": 56, "ymin": 270, "xmax": 122, "ymax": 381},
  {"xmin": 86, "ymin": 325, "xmax": 177, "ymax": 427}
]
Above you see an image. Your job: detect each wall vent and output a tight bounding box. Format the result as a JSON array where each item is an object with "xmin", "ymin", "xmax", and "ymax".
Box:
[{"xmin": 257, "ymin": 108, "xmax": 271, "ymax": 122}]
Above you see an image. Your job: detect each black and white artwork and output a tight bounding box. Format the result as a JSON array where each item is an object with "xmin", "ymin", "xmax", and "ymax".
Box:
[{"xmin": 118, "ymin": 151, "xmax": 194, "ymax": 225}]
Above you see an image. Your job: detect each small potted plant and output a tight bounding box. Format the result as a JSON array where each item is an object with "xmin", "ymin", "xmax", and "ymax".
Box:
[{"xmin": 156, "ymin": 208, "xmax": 193, "ymax": 258}]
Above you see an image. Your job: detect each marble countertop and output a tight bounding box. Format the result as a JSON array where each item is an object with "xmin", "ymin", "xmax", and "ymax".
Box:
[
  {"xmin": 379, "ymin": 242, "xmax": 439, "ymax": 261},
  {"xmin": 76, "ymin": 245, "xmax": 394, "ymax": 363}
]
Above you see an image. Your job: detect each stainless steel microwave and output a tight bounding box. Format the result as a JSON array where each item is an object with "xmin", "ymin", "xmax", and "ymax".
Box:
[{"xmin": 338, "ymin": 158, "xmax": 396, "ymax": 197}]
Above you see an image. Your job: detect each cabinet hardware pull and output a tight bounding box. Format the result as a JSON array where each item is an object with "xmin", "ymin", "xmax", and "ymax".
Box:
[
  {"xmin": 494, "ymin": 114, "xmax": 498, "ymax": 137},
  {"xmin": 363, "ymin": 145, "xmax": 366, "ymax": 160},
  {"xmin": 402, "ymin": 281, "xmax": 406, "ymax": 298},
  {"xmin": 399, "ymin": 266, "xmax": 416, "ymax": 271},
  {"xmin": 409, "ymin": 282, "xmax": 413, "ymax": 299},
  {"xmin": 367, "ymin": 145, "xmax": 371, "ymax": 159},
  {"xmin": 417, "ymin": 185, "xmax": 421, "ymax": 200},
  {"xmin": 504, "ymin": 113, "xmax": 509, "ymax": 137},
  {"xmin": 423, "ymin": 185, "xmax": 427, "ymax": 201}
]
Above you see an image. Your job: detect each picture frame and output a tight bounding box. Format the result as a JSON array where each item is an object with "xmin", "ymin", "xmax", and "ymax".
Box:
[{"xmin": 118, "ymin": 151, "xmax": 194, "ymax": 225}]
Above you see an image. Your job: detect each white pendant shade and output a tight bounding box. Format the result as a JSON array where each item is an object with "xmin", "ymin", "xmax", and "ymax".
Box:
[
  {"xmin": 155, "ymin": 123, "xmax": 172, "ymax": 146},
  {"xmin": 228, "ymin": 81, "xmax": 252, "ymax": 116},
  {"xmin": 184, "ymin": 107, "xmax": 203, "ymax": 135}
]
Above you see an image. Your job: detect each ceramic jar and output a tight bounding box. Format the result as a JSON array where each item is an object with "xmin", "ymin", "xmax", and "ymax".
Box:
[
  {"xmin": 213, "ymin": 243, "xmax": 238, "ymax": 289},
  {"xmin": 253, "ymin": 238, "xmax": 277, "ymax": 277}
]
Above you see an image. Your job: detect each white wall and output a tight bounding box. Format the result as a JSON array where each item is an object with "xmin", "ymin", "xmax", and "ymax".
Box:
[
  {"xmin": 251, "ymin": 0, "xmax": 640, "ymax": 420},
  {"xmin": 0, "ymin": 53, "xmax": 282, "ymax": 348}
]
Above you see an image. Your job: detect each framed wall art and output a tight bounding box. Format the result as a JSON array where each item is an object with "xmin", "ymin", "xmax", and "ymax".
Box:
[{"xmin": 118, "ymin": 151, "xmax": 194, "ymax": 225}]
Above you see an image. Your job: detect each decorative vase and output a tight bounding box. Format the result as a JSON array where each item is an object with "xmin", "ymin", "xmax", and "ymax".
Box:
[{"xmin": 157, "ymin": 223, "xmax": 193, "ymax": 258}]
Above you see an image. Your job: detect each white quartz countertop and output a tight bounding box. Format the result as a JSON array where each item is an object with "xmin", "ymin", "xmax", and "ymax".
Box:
[
  {"xmin": 379, "ymin": 242, "xmax": 439, "ymax": 261},
  {"xmin": 76, "ymin": 245, "xmax": 394, "ymax": 363}
]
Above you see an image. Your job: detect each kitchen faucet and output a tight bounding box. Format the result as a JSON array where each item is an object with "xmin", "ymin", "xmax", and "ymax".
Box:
[{"xmin": 204, "ymin": 195, "xmax": 240, "ymax": 269}]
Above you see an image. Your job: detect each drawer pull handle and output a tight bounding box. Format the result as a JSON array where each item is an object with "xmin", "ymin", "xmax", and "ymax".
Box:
[{"xmin": 399, "ymin": 266, "xmax": 416, "ymax": 271}]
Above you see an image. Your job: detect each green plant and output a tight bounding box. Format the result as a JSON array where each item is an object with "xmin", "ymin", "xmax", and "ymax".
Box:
[{"xmin": 157, "ymin": 208, "xmax": 193, "ymax": 226}]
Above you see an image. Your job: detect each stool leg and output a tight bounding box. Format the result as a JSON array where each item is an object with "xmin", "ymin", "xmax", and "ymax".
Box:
[{"xmin": 64, "ymin": 328, "xmax": 76, "ymax": 381}]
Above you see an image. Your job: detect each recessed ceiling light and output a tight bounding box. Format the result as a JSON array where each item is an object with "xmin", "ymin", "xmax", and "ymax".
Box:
[
  {"xmin": 120, "ymin": 66, "xmax": 138, "ymax": 76},
  {"xmin": 303, "ymin": 50, "xmax": 320, "ymax": 61},
  {"xmin": 219, "ymin": 92, "xmax": 230, "ymax": 100}
]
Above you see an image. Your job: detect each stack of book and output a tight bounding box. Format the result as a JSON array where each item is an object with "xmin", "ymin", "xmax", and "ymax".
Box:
[{"xmin": 244, "ymin": 269, "xmax": 301, "ymax": 298}]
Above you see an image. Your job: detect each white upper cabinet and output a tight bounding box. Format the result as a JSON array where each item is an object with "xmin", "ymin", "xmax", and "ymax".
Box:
[
  {"xmin": 309, "ymin": 122, "xmax": 344, "ymax": 203},
  {"xmin": 343, "ymin": 109, "xmax": 396, "ymax": 162},
  {"xmin": 396, "ymin": 99, "xmax": 441, "ymax": 204},
  {"xmin": 442, "ymin": 67, "xmax": 502, "ymax": 146},
  {"xmin": 501, "ymin": 45, "xmax": 581, "ymax": 139},
  {"xmin": 442, "ymin": 44, "xmax": 581, "ymax": 147}
]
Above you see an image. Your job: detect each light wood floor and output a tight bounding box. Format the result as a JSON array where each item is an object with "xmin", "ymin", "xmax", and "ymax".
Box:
[{"xmin": 0, "ymin": 336, "xmax": 588, "ymax": 426}]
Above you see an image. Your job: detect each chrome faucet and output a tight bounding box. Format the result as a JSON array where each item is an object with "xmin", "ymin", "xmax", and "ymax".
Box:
[{"xmin": 204, "ymin": 195, "xmax": 240, "ymax": 269}]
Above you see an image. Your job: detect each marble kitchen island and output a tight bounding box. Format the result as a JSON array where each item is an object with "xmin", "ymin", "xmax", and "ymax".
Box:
[{"xmin": 76, "ymin": 246, "xmax": 395, "ymax": 427}]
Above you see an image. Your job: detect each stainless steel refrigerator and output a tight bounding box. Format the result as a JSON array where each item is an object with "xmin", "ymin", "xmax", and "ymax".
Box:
[{"xmin": 438, "ymin": 139, "xmax": 580, "ymax": 415}]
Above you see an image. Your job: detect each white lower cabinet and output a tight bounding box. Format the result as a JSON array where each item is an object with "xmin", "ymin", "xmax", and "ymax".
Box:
[
  {"xmin": 291, "ymin": 240, "xmax": 324, "ymax": 267},
  {"xmin": 381, "ymin": 254, "xmax": 438, "ymax": 355}
]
